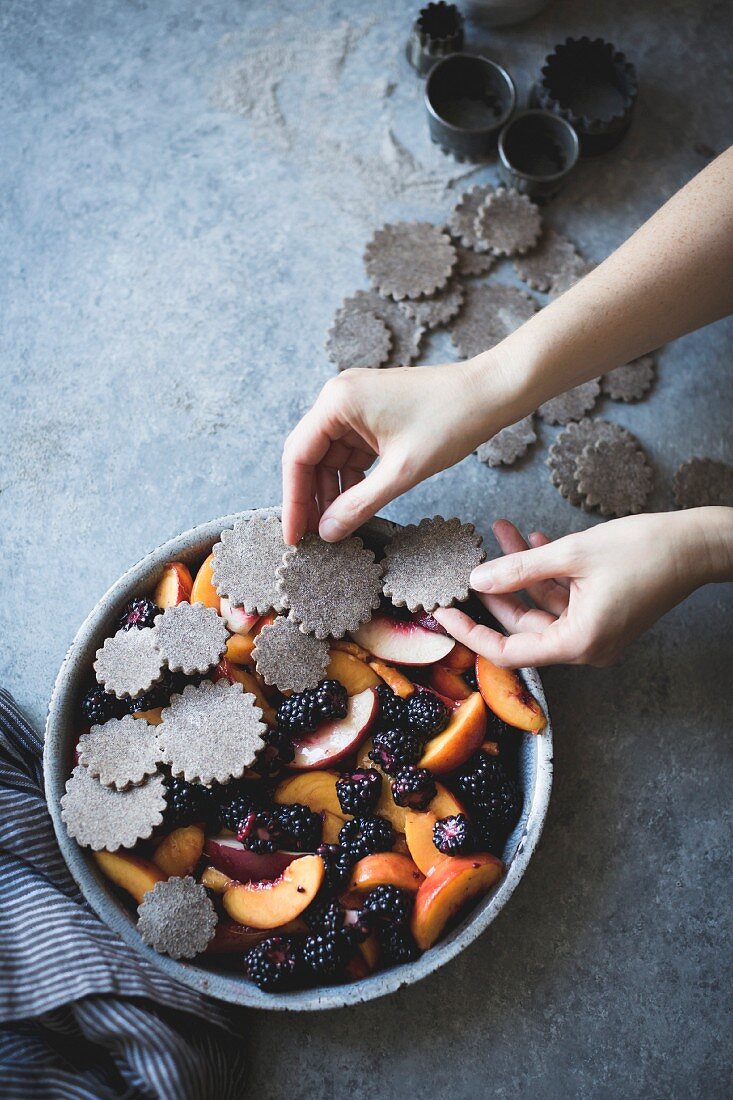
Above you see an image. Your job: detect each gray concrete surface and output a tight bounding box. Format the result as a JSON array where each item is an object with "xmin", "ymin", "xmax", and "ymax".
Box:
[{"xmin": 2, "ymin": 0, "xmax": 731, "ymax": 1096}]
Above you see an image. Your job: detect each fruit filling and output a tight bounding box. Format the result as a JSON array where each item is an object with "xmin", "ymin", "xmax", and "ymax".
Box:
[{"xmin": 63, "ymin": 521, "xmax": 547, "ymax": 993}]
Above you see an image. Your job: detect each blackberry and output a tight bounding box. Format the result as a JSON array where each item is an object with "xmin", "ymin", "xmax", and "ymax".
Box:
[
  {"xmin": 302, "ymin": 929, "xmax": 354, "ymax": 980},
  {"xmin": 163, "ymin": 775, "xmax": 217, "ymax": 829},
  {"xmin": 128, "ymin": 679, "xmax": 169, "ymax": 714},
  {"xmin": 361, "ymin": 885, "xmax": 412, "ymax": 925},
  {"xmin": 273, "ymin": 802, "xmax": 322, "ymax": 852},
  {"xmin": 454, "ymin": 753, "xmax": 520, "ymax": 825},
  {"xmin": 375, "ymin": 684, "xmax": 409, "ymax": 730},
  {"xmin": 433, "ymin": 813, "xmax": 476, "ymax": 856},
  {"xmin": 338, "ymin": 815, "xmax": 394, "ymax": 861},
  {"xmin": 218, "ymin": 788, "xmax": 261, "ymax": 834},
  {"xmin": 391, "ymin": 766, "xmax": 437, "ymax": 811},
  {"xmin": 455, "ymin": 753, "xmax": 521, "ymax": 853},
  {"xmin": 312, "ymin": 680, "xmax": 348, "ymax": 722},
  {"xmin": 245, "ymin": 936, "xmax": 303, "ymax": 991},
  {"xmin": 253, "ymin": 726, "xmax": 295, "ymax": 777},
  {"xmin": 302, "ymin": 892, "xmax": 345, "ymax": 934},
  {"xmin": 336, "ymin": 769, "xmax": 382, "ymax": 816},
  {"xmin": 316, "ymin": 844, "xmax": 355, "ymax": 894},
  {"xmin": 378, "ymin": 924, "xmax": 419, "ymax": 966},
  {"xmin": 81, "ymin": 686, "xmax": 121, "ymax": 725},
  {"xmin": 463, "ymin": 668, "xmax": 478, "ymax": 691},
  {"xmin": 369, "ymin": 728, "xmax": 423, "ymax": 777},
  {"xmin": 236, "ymin": 810, "xmax": 282, "ymax": 854},
  {"xmin": 118, "ymin": 597, "xmax": 160, "ymax": 632},
  {"xmin": 406, "ymin": 691, "xmax": 449, "ymax": 736},
  {"xmin": 276, "ymin": 679, "xmax": 347, "ymax": 736}
]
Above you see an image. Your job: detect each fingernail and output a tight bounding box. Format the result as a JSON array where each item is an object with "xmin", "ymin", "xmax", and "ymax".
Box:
[
  {"xmin": 470, "ymin": 562, "xmax": 494, "ymax": 588},
  {"xmin": 319, "ymin": 517, "xmax": 342, "ymax": 542}
]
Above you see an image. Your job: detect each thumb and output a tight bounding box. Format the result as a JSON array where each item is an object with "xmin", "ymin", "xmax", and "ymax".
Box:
[
  {"xmin": 318, "ymin": 454, "xmax": 409, "ymax": 541},
  {"xmin": 470, "ymin": 538, "xmax": 574, "ymax": 594}
]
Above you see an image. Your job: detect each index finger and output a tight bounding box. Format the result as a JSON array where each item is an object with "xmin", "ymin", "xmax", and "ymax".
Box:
[
  {"xmin": 433, "ymin": 607, "xmax": 576, "ymax": 668},
  {"xmin": 281, "ymin": 404, "xmax": 339, "ymax": 545}
]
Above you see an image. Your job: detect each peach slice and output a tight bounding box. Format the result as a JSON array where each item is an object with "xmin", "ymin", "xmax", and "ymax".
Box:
[
  {"xmin": 404, "ymin": 809, "xmax": 444, "ymax": 876},
  {"xmin": 204, "ymin": 918, "xmax": 308, "ymax": 954},
  {"xmin": 440, "ymin": 641, "xmax": 475, "ymax": 672},
  {"xmin": 225, "ymin": 633, "xmax": 256, "ymax": 666},
  {"xmin": 325, "ymin": 648, "xmax": 382, "ymax": 695},
  {"xmin": 475, "ymin": 656, "xmax": 547, "ymax": 732},
  {"xmin": 190, "ymin": 553, "xmax": 220, "ymax": 612},
  {"xmin": 348, "ymin": 852, "xmax": 424, "ymax": 895},
  {"xmin": 132, "ymin": 706, "xmax": 163, "ymax": 726},
  {"xmin": 344, "ymin": 951, "xmax": 371, "ymax": 981},
  {"xmin": 274, "ymin": 770, "xmax": 342, "ymax": 818},
  {"xmin": 418, "ymin": 692, "xmax": 487, "ymax": 774},
  {"xmin": 222, "ymin": 854, "xmax": 324, "ymax": 929},
  {"xmin": 252, "ymin": 611, "xmax": 277, "ymax": 637},
  {"xmin": 352, "ymin": 614, "xmax": 455, "ymax": 665},
  {"xmin": 154, "ymin": 561, "xmax": 193, "ymax": 609},
  {"xmin": 322, "ymin": 809, "xmax": 346, "ymax": 844},
  {"xmin": 368, "ymin": 660, "xmax": 415, "ymax": 699},
  {"xmin": 92, "ymin": 850, "xmax": 165, "ymax": 904},
  {"xmin": 152, "ymin": 825, "xmax": 205, "ymax": 878},
  {"xmin": 220, "ymin": 596, "xmax": 260, "ymax": 636},
  {"xmin": 290, "ymin": 688, "xmax": 378, "ymax": 769},
  {"xmin": 330, "ymin": 638, "xmax": 372, "ymax": 662},
  {"xmin": 204, "ymin": 836, "xmax": 298, "ymax": 882},
  {"xmin": 429, "ymin": 664, "xmax": 472, "ymax": 702},
  {"xmin": 411, "ymin": 852, "xmax": 505, "ymax": 950},
  {"xmin": 358, "ymin": 931, "xmax": 380, "ymax": 971},
  {"xmin": 200, "ymin": 865, "xmax": 235, "ymax": 894},
  {"xmin": 213, "ymin": 658, "xmax": 277, "ymax": 727}
]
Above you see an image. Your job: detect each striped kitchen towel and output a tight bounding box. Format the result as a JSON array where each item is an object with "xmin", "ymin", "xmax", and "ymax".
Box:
[{"xmin": 0, "ymin": 689, "xmax": 249, "ymax": 1100}]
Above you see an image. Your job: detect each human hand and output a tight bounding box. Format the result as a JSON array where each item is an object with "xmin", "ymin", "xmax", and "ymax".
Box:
[
  {"xmin": 433, "ymin": 510, "xmax": 731, "ymax": 669},
  {"xmin": 281, "ymin": 358, "xmax": 522, "ymax": 545}
]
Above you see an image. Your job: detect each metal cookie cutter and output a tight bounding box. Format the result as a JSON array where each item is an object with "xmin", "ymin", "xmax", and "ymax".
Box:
[
  {"xmin": 498, "ymin": 109, "xmax": 579, "ymax": 201},
  {"xmin": 425, "ymin": 52, "xmax": 516, "ymax": 161},
  {"xmin": 406, "ymin": 2, "xmax": 464, "ymax": 76},
  {"xmin": 532, "ymin": 36, "xmax": 638, "ymax": 156}
]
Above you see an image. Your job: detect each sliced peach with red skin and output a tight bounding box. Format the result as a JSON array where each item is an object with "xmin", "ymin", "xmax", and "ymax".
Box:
[
  {"xmin": 213, "ymin": 658, "xmax": 277, "ymax": 727},
  {"xmin": 220, "ymin": 597, "xmax": 260, "ymax": 636},
  {"xmin": 325, "ymin": 648, "xmax": 383, "ymax": 695},
  {"xmin": 475, "ymin": 656, "xmax": 547, "ymax": 732},
  {"xmin": 348, "ymin": 852, "xmax": 424, "ymax": 895},
  {"xmin": 274, "ymin": 770, "xmax": 342, "ymax": 818},
  {"xmin": 418, "ymin": 692, "xmax": 487, "ymax": 774},
  {"xmin": 251, "ymin": 611, "xmax": 277, "ymax": 637},
  {"xmin": 429, "ymin": 664, "xmax": 472, "ymax": 702},
  {"xmin": 411, "ymin": 852, "xmax": 505, "ymax": 950},
  {"xmin": 190, "ymin": 553, "xmax": 220, "ymax": 612},
  {"xmin": 154, "ymin": 561, "xmax": 193, "ymax": 609},
  {"xmin": 404, "ymin": 809, "xmax": 444, "ymax": 876},
  {"xmin": 205, "ymin": 916, "xmax": 308, "ymax": 954},
  {"xmin": 152, "ymin": 825, "xmax": 205, "ymax": 878},
  {"xmin": 289, "ymin": 688, "xmax": 378, "ymax": 769},
  {"xmin": 352, "ymin": 614, "xmax": 455, "ymax": 665},
  {"xmin": 439, "ymin": 641, "xmax": 475, "ymax": 672},
  {"xmin": 93, "ymin": 850, "xmax": 165, "ymax": 904},
  {"xmin": 222, "ymin": 854, "xmax": 324, "ymax": 929},
  {"xmin": 225, "ymin": 632, "xmax": 255, "ymax": 666}
]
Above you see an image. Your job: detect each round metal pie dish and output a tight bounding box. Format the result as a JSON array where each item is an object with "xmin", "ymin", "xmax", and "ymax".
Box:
[{"xmin": 45, "ymin": 508, "xmax": 553, "ymax": 1010}]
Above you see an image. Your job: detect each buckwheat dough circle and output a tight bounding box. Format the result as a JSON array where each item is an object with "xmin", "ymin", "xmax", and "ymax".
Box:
[
  {"xmin": 364, "ymin": 222, "xmax": 457, "ymax": 300},
  {"xmin": 474, "ymin": 189, "xmax": 542, "ymax": 256},
  {"xmin": 326, "ymin": 309, "xmax": 392, "ymax": 371},
  {"xmin": 575, "ymin": 438, "xmax": 653, "ymax": 517}
]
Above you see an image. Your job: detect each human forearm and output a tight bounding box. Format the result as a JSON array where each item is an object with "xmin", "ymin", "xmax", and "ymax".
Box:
[{"xmin": 470, "ymin": 146, "xmax": 733, "ymax": 413}]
